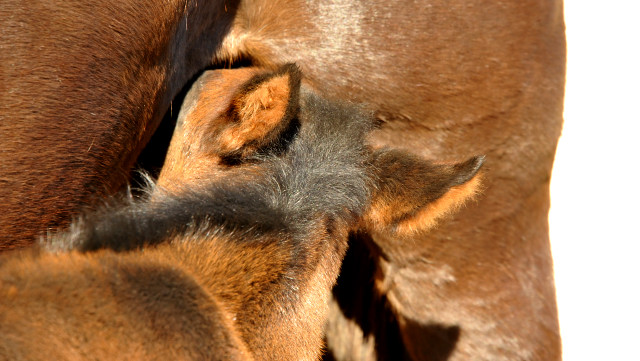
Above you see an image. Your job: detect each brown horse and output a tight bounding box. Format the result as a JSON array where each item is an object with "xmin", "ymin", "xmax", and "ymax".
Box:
[
  {"xmin": 0, "ymin": 65, "xmax": 483, "ymax": 360},
  {"xmin": 0, "ymin": 1, "xmax": 565, "ymax": 359}
]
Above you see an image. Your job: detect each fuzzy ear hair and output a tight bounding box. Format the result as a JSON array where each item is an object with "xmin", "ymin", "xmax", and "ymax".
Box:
[
  {"xmin": 157, "ymin": 65, "xmax": 302, "ymax": 190},
  {"xmin": 215, "ymin": 63, "xmax": 302, "ymax": 160},
  {"xmin": 364, "ymin": 150, "xmax": 485, "ymax": 237}
]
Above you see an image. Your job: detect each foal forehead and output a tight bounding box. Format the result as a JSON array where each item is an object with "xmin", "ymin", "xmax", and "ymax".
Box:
[{"xmin": 297, "ymin": 87, "xmax": 375, "ymax": 142}]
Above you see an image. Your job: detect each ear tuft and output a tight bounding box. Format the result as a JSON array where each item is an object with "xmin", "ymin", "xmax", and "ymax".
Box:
[
  {"xmin": 156, "ymin": 65, "xmax": 303, "ymax": 190},
  {"xmin": 218, "ymin": 63, "xmax": 302, "ymax": 158},
  {"xmin": 364, "ymin": 151, "xmax": 485, "ymax": 238}
]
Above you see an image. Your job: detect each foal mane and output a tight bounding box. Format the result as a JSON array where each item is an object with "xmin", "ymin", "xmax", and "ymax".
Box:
[{"xmin": 44, "ymin": 89, "xmax": 375, "ymax": 255}]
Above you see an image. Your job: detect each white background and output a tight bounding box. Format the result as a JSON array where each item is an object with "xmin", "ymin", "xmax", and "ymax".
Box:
[{"xmin": 549, "ymin": 1, "xmax": 640, "ymax": 360}]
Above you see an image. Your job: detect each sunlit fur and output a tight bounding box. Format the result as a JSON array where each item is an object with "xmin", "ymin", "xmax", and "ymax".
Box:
[
  {"xmin": 0, "ymin": 66, "xmax": 483, "ymax": 360},
  {"xmin": 1, "ymin": 1, "xmax": 565, "ymax": 358}
]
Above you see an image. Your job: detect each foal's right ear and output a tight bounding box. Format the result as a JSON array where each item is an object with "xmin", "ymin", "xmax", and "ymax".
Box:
[{"xmin": 364, "ymin": 150, "xmax": 485, "ymax": 238}]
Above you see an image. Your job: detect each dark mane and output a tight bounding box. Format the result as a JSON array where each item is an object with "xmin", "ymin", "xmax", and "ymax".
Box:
[{"xmin": 45, "ymin": 89, "xmax": 374, "ymax": 254}]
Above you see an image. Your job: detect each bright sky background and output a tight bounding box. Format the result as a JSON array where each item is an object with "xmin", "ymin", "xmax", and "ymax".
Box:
[{"xmin": 549, "ymin": 1, "xmax": 640, "ymax": 360}]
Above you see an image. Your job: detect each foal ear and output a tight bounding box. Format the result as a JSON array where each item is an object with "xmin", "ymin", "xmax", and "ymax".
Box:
[
  {"xmin": 364, "ymin": 151, "xmax": 485, "ymax": 237},
  {"xmin": 215, "ymin": 63, "xmax": 302, "ymax": 159},
  {"xmin": 157, "ymin": 65, "xmax": 302, "ymax": 190}
]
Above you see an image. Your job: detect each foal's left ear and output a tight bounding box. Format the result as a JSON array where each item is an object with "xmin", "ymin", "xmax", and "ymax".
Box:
[
  {"xmin": 364, "ymin": 150, "xmax": 485, "ymax": 238},
  {"xmin": 216, "ymin": 63, "xmax": 302, "ymax": 159},
  {"xmin": 157, "ymin": 65, "xmax": 303, "ymax": 190}
]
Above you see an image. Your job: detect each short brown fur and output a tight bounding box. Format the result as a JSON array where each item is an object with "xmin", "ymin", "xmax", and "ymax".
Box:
[
  {"xmin": 2, "ymin": 1, "xmax": 565, "ymax": 359},
  {"xmin": 0, "ymin": 67, "xmax": 483, "ymax": 360}
]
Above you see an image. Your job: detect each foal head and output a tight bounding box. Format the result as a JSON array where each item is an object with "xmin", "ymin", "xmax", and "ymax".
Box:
[
  {"xmin": 2, "ymin": 64, "xmax": 484, "ymax": 361},
  {"xmin": 156, "ymin": 64, "xmax": 484, "ymax": 241}
]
